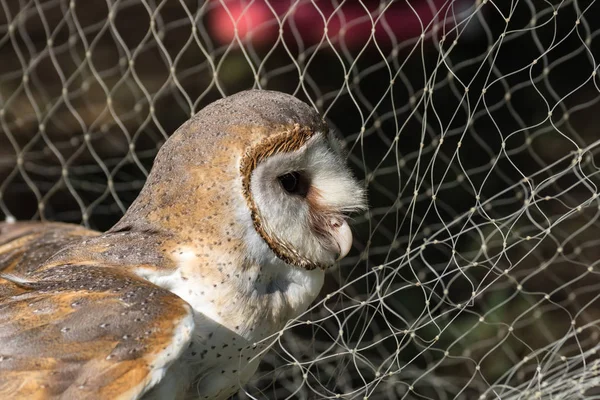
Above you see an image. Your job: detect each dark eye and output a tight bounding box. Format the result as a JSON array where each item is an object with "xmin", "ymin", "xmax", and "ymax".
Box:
[{"xmin": 278, "ymin": 172, "xmax": 309, "ymax": 197}]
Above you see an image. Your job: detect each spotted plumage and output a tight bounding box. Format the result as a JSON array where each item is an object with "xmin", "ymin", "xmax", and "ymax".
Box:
[{"xmin": 0, "ymin": 90, "xmax": 366, "ymax": 399}]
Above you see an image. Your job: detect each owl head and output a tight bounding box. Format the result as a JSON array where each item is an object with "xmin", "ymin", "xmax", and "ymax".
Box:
[
  {"xmin": 239, "ymin": 115, "xmax": 366, "ymax": 270},
  {"xmin": 119, "ymin": 90, "xmax": 366, "ymax": 271}
]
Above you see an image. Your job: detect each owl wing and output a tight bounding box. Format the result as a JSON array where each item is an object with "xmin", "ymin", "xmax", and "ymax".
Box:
[
  {"xmin": 0, "ymin": 258, "xmax": 194, "ymax": 399},
  {"xmin": 0, "ymin": 221, "xmax": 101, "ymax": 276}
]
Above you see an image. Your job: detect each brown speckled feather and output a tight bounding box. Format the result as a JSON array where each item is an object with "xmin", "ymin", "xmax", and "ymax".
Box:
[
  {"xmin": 0, "ymin": 222, "xmax": 194, "ymax": 400},
  {"xmin": 0, "ymin": 222, "xmax": 98, "ymax": 276}
]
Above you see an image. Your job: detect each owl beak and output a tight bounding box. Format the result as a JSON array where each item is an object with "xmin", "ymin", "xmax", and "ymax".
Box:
[{"xmin": 330, "ymin": 217, "xmax": 353, "ymax": 261}]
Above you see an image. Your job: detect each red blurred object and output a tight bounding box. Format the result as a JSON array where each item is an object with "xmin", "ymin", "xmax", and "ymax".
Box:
[{"xmin": 208, "ymin": 0, "xmax": 461, "ymax": 49}]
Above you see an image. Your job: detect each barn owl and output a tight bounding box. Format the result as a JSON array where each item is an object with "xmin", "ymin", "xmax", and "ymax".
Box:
[{"xmin": 0, "ymin": 90, "xmax": 366, "ymax": 400}]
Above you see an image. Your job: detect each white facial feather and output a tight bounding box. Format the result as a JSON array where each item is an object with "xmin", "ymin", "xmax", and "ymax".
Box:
[
  {"xmin": 305, "ymin": 139, "xmax": 367, "ymax": 212},
  {"xmin": 248, "ymin": 132, "xmax": 366, "ymax": 267}
]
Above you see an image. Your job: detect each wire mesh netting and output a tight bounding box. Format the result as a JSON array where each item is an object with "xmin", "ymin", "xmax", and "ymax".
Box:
[{"xmin": 2, "ymin": 0, "xmax": 600, "ymax": 398}]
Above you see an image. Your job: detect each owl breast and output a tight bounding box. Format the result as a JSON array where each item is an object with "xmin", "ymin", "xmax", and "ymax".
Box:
[
  {"xmin": 141, "ymin": 307, "xmax": 265, "ymax": 400},
  {"xmin": 144, "ymin": 315, "xmax": 263, "ymax": 400},
  {"xmin": 136, "ymin": 248, "xmax": 324, "ymax": 399},
  {"xmin": 184, "ymin": 319, "xmax": 264, "ymax": 399}
]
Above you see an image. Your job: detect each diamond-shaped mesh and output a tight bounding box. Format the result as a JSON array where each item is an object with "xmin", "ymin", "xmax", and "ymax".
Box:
[{"xmin": 2, "ymin": 0, "xmax": 600, "ymax": 399}]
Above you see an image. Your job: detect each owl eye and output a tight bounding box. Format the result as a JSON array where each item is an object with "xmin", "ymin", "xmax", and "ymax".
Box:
[{"xmin": 278, "ymin": 172, "xmax": 309, "ymax": 197}]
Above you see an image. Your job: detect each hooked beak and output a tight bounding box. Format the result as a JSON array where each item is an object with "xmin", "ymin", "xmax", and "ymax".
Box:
[{"xmin": 329, "ymin": 217, "xmax": 353, "ymax": 261}]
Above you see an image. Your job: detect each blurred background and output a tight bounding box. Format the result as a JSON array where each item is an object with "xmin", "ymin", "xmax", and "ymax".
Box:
[{"xmin": 2, "ymin": 0, "xmax": 600, "ymax": 398}]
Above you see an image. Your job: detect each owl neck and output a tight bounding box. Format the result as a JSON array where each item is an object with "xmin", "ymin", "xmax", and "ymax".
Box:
[{"xmin": 128, "ymin": 232, "xmax": 324, "ymax": 342}]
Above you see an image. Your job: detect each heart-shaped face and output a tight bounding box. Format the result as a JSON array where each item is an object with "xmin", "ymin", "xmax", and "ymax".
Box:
[{"xmin": 243, "ymin": 126, "xmax": 366, "ymax": 270}]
